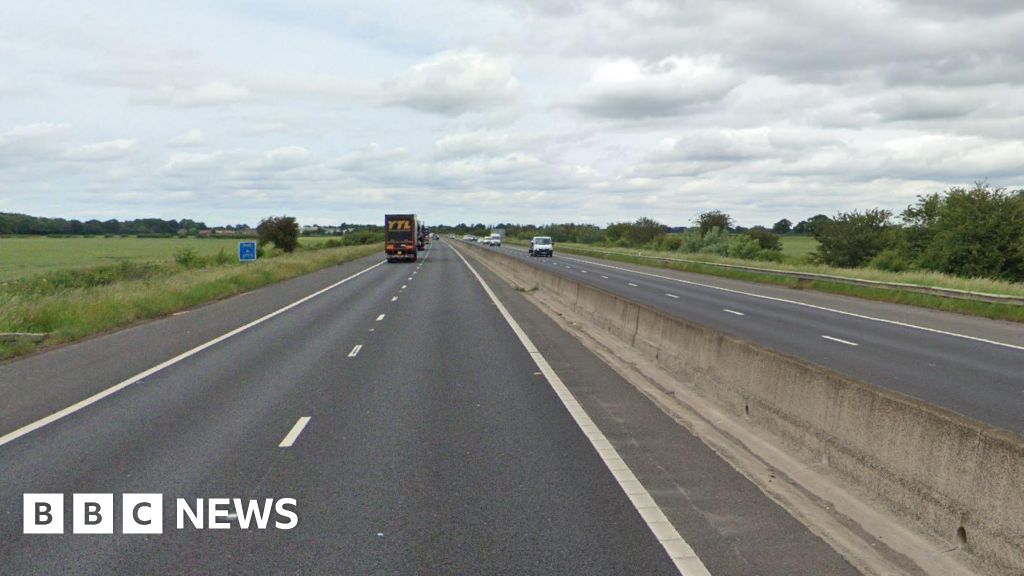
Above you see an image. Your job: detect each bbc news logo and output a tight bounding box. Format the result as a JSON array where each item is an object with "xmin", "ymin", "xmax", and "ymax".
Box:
[{"xmin": 24, "ymin": 494, "xmax": 298, "ymax": 534}]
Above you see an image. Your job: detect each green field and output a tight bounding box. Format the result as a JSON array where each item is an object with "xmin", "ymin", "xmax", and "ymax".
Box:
[
  {"xmin": 0, "ymin": 236, "xmax": 336, "ymax": 281},
  {"xmin": 779, "ymin": 235, "xmax": 818, "ymax": 259}
]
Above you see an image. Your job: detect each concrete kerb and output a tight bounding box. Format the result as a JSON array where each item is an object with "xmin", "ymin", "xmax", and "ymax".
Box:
[{"xmin": 461, "ymin": 241, "xmax": 1024, "ymax": 575}]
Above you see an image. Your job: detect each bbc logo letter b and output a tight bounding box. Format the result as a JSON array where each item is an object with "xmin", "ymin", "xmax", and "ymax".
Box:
[
  {"xmin": 24, "ymin": 494, "xmax": 63, "ymax": 534},
  {"xmin": 73, "ymin": 494, "xmax": 113, "ymax": 534}
]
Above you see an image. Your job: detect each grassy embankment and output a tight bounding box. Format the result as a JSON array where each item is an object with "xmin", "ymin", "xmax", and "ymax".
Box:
[
  {"xmin": 504, "ymin": 237, "xmax": 1024, "ymax": 322},
  {"xmin": 0, "ymin": 238, "xmax": 382, "ymax": 360}
]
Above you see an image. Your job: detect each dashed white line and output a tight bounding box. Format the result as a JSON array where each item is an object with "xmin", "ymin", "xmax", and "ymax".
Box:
[
  {"xmin": 407, "ymin": 277, "xmax": 413, "ymax": 281},
  {"xmin": 278, "ymin": 417, "xmax": 311, "ymax": 448},
  {"xmin": 628, "ymin": 282, "xmax": 639, "ymax": 287},
  {"xmin": 723, "ymin": 309, "xmax": 745, "ymax": 316},
  {"xmin": 0, "ymin": 259, "xmax": 386, "ymax": 449},
  {"xmin": 348, "ymin": 344, "xmax": 363, "ymax": 357},
  {"xmin": 665, "ymin": 293, "xmax": 679, "ymax": 299},
  {"xmin": 401, "ymin": 284, "xmax": 407, "ymax": 290},
  {"xmin": 391, "ymin": 296, "xmax": 398, "ymax": 302},
  {"xmin": 581, "ymin": 270, "xmax": 588, "ymax": 274},
  {"xmin": 376, "ymin": 314, "xmax": 385, "ymax": 322},
  {"xmin": 601, "ymin": 275, "xmax": 609, "ymax": 279},
  {"xmin": 822, "ymin": 335, "xmax": 859, "ymax": 347},
  {"xmin": 550, "ymin": 253, "xmax": 1024, "ymax": 353}
]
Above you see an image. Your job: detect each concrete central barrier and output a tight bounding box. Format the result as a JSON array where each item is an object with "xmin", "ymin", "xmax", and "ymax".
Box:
[{"xmin": 463, "ymin": 242, "xmax": 1024, "ymax": 575}]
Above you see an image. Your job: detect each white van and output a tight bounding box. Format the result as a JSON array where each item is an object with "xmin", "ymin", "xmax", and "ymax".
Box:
[{"xmin": 529, "ymin": 236, "xmax": 553, "ymax": 257}]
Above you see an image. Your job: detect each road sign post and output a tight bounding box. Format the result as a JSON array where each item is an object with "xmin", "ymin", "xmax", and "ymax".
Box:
[{"xmin": 239, "ymin": 241, "xmax": 257, "ymax": 263}]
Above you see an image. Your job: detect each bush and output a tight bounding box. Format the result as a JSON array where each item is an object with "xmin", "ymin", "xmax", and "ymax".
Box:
[
  {"xmin": 728, "ymin": 235, "xmax": 763, "ymax": 260},
  {"xmin": 869, "ymin": 248, "xmax": 911, "ymax": 272},
  {"xmin": 696, "ymin": 210, "xmax": 733, "ymax": 237},
  {"xmin": 814, "ymin": 209, "xmax": 895, "ymax": 267},
  {"xmin": 680, "ymin": 227, "xmax": 729, "ymax": 255},
  {"xmin": 174, "ymin": 247, "xmax": 200, "ymax": 267},
  {"xmin": 903, "ymin": 184, "xmax": 1024, "ymax": 281},
  {"xmin": 257, "ymin": 216, "xmax": 299, "ymax": 253},
  {"xmin": 745, "ymin": 226, "xmax": 782, "ymax": 252},
  {"xmin": 659, "ymin": 235, "xmax": 683, "ymax": 251},
  {"xmin": 213, "ymin": 248, "xmax": 231, "ymax": 265}
]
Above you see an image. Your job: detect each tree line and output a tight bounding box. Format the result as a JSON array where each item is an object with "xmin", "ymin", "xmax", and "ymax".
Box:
[
  {"xmin": 440, "ymin": 183, "xmax": 1024, "ymax": 282},
  {"xmin": 0, "ymin": 213, "xmax": 211, "ymax": 236}
]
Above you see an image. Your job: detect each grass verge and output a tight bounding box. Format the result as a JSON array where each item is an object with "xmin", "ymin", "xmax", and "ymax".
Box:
[
  {"xmin": 504, "ymin": 239, "xmax": 1024, "ymax": 323},
  {"xmin": 0, "ymin": 243, "xmax": 383, "ymax": 361}
]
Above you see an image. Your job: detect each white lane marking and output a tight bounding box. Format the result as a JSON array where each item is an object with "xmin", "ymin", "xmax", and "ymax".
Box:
[
  {"xmin": 666, "ymin": 293, "xmax": 680, "ymax": 299},
  {"xmin": 628, "ymin": 282, "xmax": 639, "ymax": 287},
  {"xmin": 172, "ymin": 311, "xmax": 189, "ymax": 316},
  {"xmin": 581, "ymin": 270, "xmax": 588, "ymax": 274},
  {"xmin": 723, "ymin": 309, "xmax": 745, "ymax": 316},
  {"xmin": 401, "ymin": 284, "xmax": 407, "ymax": 290},
  {"xmin": 348, "ymin": 344, "xmax": 363, "ymax": 357},
  {"xmin": 450, "ymin": 245, "xmax": 708, "ymax": 576},
  {"xmin": 601, "ymin": 275, "xmax": 609, "ymax": 279},
  {"xmin": 0, "ymin": 260, "xmax": 386, "ymax": 449},
  {"xmin": 391, "ymin": 296, "xmax": 398, "ymax": 302},
  {"xmin": 278, "ymin": 417, "xmax": 311, "ymax": 448},
  {"xmin": 551, "ymin": 253, "xmax": 1024, "ymax": 352},
  {"xmin": 376, "ymin": 314, "xmax": 385, "ymax": 322},
  {"xmin": 822, "ymin": 335, "xmax": 859, "ymax": 347}
]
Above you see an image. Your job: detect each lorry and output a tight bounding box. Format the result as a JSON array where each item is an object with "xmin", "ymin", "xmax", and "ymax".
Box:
[{"xmin": 385, "ymin": 214, "xmax": 419, "ymax": 262}]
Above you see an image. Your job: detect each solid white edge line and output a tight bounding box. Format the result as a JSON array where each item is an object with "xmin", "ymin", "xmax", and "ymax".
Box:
[
  {"xmin": 279, "ymin": 416, "xmax": 311, "ymax": 448},
  {"xmin": 723, "ymin": 309, "xmax": 745, "ymax": 316},
  {"xmin": 822, "ymin": 335, "xmax": 859, "ymax": 347},
  {"xmin": 450, "ymin": 243, "xmax": 710, "ymax": 576},
  {"xmin": 348, "ymin": 344, "xmax": 363, "ymax": 357},
  {"xmin": 0, "ymin": 259, "xmax": 386, "ymax": 449},
  {"xmin": 547, "ymin": 252, "xmax": 1024, "ymax": 352}
]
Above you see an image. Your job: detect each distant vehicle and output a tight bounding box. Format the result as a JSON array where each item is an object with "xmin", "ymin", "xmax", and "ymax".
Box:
[
  {"xmin": 529, "ymin": 236, "xmax": 553, "ymax": 257},
  {"xmin": 488, "ymin": 233, "xmax": 501, "ymax": 247},
  {"xmin": 481, "ymin": 236, "xmax": 492, "ymax": 246},
  {"xmin": 464, "ymin": 235, "xmax": 477, "ymax": 242},
  {"xmin": 385, "ymin": 214, "xmax": 418, "ymax": 262},
  {"xmin": 432, "ymin": 233, "xmax": 439, "ymax": 240},
  {"xmin": 417, "ymin": 225, "xmax": 428, "ymax": 251}
]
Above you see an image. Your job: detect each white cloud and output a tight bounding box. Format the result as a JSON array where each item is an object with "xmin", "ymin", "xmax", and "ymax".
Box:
[
  {"xmin": 168, "ymin": 129, "xmax": 205, "ymax": 147},
  {"xmin": 136, "ymin": 81, "xmax": 251, "ymax": 107},
  {"xmin": 383, "ymin": 50, "xmax": 520, "ymax": 116},
  {"xmin": 163, "ymin": 151, "xmax": 226, "ymax": 173},
  {"xmin": 261, "ymin": 146, "xmax": 312, "ymax": 169},
  {"xmin": 62, "ymin": 138, "xmax": 137, "ymax": 161},
  {"xmin": 572, "ymin": 56, "xmax": 741, "ymax": 119}
]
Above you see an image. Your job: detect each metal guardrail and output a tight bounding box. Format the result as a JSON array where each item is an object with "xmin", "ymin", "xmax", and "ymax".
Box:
[
  {"xmin": 549, "ymin": 245, "xmax": 1024, "ymax": 306},
  {"xmin": 0, "ymin": 333, "xmax": 48, "ymax": 343}
]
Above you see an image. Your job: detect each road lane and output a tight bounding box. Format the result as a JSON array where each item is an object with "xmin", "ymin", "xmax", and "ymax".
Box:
[
  {"xmin": 0, "ymin": 243, "xmax": 682, "ymax": 575},
  {"xmin": 486, "ymin": 243, "xmax": 1024, "ymax": 435}
]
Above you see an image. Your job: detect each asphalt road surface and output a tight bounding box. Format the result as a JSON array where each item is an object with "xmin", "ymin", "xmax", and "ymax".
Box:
[
  {"xmin": 0, "ymin": 242, "xmax": 861, "ymax": 575},
  {"xmin": 486, "ymin": 243, "xmax": 1024, "ymax": 435}
]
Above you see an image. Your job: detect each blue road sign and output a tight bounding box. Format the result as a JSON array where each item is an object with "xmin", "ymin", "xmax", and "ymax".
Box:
[{"xmin": 239, "ymin": 241, "xmax": 257, "ymax": 262}]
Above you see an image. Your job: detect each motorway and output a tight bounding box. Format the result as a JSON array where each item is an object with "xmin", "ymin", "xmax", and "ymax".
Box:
[
  {"xmin": 0, "ymin": 242, "xmax": 861, "ymax": 575},
  {"xmin": 485, "ymin": 243, "xmax": 1024, "ymax": 435}
]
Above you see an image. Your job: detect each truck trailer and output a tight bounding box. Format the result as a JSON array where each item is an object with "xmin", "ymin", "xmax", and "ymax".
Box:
[{"xmin": 385, "ymin": 213, "xmax": 418, "ymax": 262}]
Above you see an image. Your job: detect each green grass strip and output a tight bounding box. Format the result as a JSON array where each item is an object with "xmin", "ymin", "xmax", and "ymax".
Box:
[{"xmin": 0, "ymin": 244, "xmax": 383, "ymax": 361}]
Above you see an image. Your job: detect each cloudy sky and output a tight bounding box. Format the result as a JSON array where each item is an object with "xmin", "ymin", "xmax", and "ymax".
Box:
[{"xmin": 2, "ymin": 1, "xmax": 1023, "ymax": 227}]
